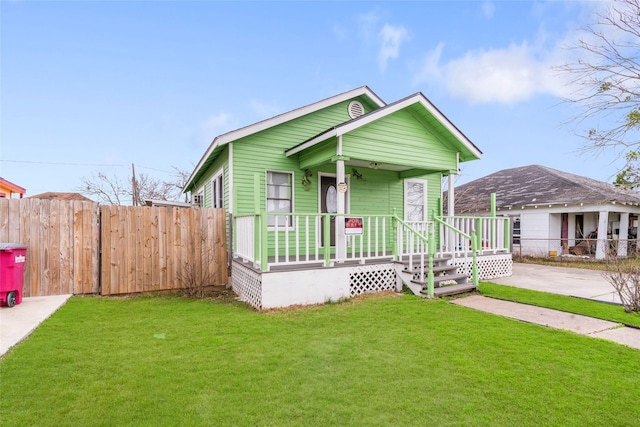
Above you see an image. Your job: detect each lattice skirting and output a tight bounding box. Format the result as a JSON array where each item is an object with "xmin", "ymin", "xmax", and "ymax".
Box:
[
  {"xmin": 349, "ymin": 264, "xmax": 397, "ymax": 297},
  {"xmin": 231, "ymin": 261, "xmax": 263, "ymax": 310},
  {"xmin": 452, "ymin": 254, "xmax": 512, "ymax": 280}
]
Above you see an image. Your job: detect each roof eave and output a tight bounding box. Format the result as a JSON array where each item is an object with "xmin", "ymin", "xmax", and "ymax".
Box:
[
  {"xmin": 184, "ymin": 86, "xmax": 386, "ymax": 192},
  {"xmin": 288, "ymin": 93, "xmax": 483, "ymax": 160}
]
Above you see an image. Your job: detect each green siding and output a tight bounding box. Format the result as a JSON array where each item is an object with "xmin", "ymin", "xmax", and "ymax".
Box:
[
  {"xmin": 343, "ymin": 110, "xmax": 457, "ymax": 172},
  {"xmin": 193, "ymin": 146, "xmax": 229, "ymax": 211},
  {"xmin": 192, "ymin": 93, "xmax": 459, "ymax": 257},
  {"xmin": 298, "ymin": 139, "xmax": 337, "ymax": 169},
  {"xmin": 233, "ymin": 98, "xmax": 365, "ymax": 216}
]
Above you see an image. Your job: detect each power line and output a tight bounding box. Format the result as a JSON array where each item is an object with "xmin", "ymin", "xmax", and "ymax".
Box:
[
  {"xmin": 0, "ymin": 159, "xmax": 176, "ymax": 173},
  {"xmin": 1, "ymin": 159, "xmax": 127, "ymax": 167}
]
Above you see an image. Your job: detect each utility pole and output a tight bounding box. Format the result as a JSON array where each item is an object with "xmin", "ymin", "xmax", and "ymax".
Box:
[{"xmin": 131, "ymin": 163, "xmax": 138, "ymax": 206}]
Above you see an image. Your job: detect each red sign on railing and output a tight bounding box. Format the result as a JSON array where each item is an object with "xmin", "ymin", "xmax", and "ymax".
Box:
[{"xmin": 345, "ymin": 217, "xmax": 363, "ymax": 235}]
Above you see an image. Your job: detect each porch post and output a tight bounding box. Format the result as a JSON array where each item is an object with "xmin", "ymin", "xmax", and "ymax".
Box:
[
  {"xmin": 447, "ymin": 173, "xmax": 456, "ymax": 255},
  {"xmin": 618, "ymin": 212, "xmax": 629, "ymax": 258},
  {"xmin": 595, "ymin": 211, "xmax": 609, "ymax": 260},
  {"xmin": 336, "ymin": 158, "xmax": 347, "ymax": 260},
  {"xmin": 447, "ymin": 173, "xmax": 455, "ymax": 216}
]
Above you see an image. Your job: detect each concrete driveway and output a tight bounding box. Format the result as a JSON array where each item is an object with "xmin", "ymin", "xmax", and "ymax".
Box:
[
  {"xmin": 490, "ymin": 263, "xmax": 620, "ymax": 304},
  {"xmin": 0, "ymin": 294, "xmax": 71, "ymax": 357}
]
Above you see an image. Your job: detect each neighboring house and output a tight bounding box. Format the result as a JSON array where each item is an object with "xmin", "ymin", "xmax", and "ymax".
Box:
[
  {"xmin": 450, "ymin": 164, "xmax": 640, "ymax": 260},
  {"xmin": 0, "ymin": 177, "xmax": 26, "ymax": 199},
  {"xmin": 184, "ymin": 86, "xmax": 512, "ymax": 309},
  {"xmin": 28, "ymin": 192, "xmax": 93, "ymax": 202}
]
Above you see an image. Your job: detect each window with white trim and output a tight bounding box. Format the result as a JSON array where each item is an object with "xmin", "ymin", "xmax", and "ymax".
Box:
[
  {"xmin": 211, "ymin": 170, "xmax": 224, "ymax": 209},
  {"xmin": 266, "ymin": 171, "xmax": 293, "ymax": 227},
  {"xmin": 404, "ymin": 179, "xmax": 428, "ymax": 222},
  {"xmin": 512, "ymin": 217, "xmax": 521, "ymax": 245}
]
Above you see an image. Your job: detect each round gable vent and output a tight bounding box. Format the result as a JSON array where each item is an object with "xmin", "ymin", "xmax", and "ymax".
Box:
[{"xmin": 348, "ymin": 101, "xmax": 365, "ymax": 119}]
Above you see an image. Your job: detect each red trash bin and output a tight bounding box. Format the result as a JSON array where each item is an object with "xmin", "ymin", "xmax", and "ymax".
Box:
[{"xmin": 0, "ymin": 243, "xmax": 28, "ymax": 307}]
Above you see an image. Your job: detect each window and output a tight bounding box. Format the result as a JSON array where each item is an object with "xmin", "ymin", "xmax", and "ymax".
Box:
[
  {"xmin": 512, "ymin": 217, "xmax": 521, "ymax": 245},
  {"xmin": 192, "ymin": 190, "xmax": 204, "ymax": 207},
  {"xmin": 404, "ymin": 179, "xmax": 427, "ymax": 222},
  {"xmin": 211, "ymin": 170, "xmax": 224, "ymax": 209},
  {"xmin": 266, "ymin": 171, "xmax": 293, "ymax": 227}
]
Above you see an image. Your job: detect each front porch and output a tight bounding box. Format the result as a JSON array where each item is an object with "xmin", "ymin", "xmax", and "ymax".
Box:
[{"xmin": 232, "ymin": 212, "xmax": 513, "ymax": 310}]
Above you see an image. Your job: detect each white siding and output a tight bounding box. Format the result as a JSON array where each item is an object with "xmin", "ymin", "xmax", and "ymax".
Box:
[{"xmin": 520, "ymin": 212, "xmax": 551, "ymax": 256}]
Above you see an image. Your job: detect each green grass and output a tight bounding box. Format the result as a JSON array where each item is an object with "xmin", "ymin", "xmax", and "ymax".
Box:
[
  {"xmin": 479, "ymin": 282, "xmax": 640, "ymax": 328},
  {"xmin": 515, "ymin": 255, "xmax": 640, "ymax": 272},
  {"xmin": 1, "ymin": 294, "xmax": 639, "ymax": 426}
]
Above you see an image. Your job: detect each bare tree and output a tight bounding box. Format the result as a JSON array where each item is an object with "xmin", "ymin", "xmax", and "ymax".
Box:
[
  {"xmin": 77, "ymin": 165, "xmax": 190, "ymax": 206},
  {"xmin": 604, "ymin": 257, "xmax": 640, "ymax": 312},
  {"xmin": 557, "ymin": 0, "xmax": 640, "ymax": 184},
  {"xmin": 78, "ymin": 171, "xmax": 128, "ymax": 205}
]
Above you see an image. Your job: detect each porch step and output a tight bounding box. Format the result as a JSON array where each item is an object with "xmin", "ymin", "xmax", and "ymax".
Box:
[
  {"xmin": 423, "ymin": 283, "xmax": 478, "ymax": 297},
  {"xmin": 411, "ymin": 273, "xmax": 469, "ymax": 287},
  {"xmin": 395, "ymin": 257, "xmax": 473, "ymax": 298},
  {"xmin": 403, "ymin": 255, "xmax": 451, "ymax": 266},
  {"xmin": 405, "ymin": 264, "xmax": 458, "ymax": 274}
]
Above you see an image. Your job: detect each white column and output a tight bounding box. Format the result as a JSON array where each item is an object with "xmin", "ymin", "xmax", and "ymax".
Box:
[
  {"xmin": 447, "ymin": 173, "xmax": 456, "ymax": 254},
  {"xmin": 595, "ymin": 211, "xmax": 609, "ymax": 260},
  {"xmin": 618, "ymin": 212, "xmax": 629, "ymax": 258},
  {"xmin": 336, "ymin": 159, "xmax": 346, "ymax": 260},
  {"xmin": 447, "ymin": 173, "xmax": 455, "ymax": 216}
]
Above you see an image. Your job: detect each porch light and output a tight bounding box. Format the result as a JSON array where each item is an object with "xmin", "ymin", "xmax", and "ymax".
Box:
[{"xmin": 369, "ymin": 162, "xmax": 380, "ymax": 169}]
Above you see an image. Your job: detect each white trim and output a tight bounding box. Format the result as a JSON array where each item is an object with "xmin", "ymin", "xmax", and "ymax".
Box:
[
  {"xmin": 404, "ymin": 178, "xmax": 428, "ymax": 222},
  {"xmin": 210, "ymin": 168, "xmax": 224, "ymax": 209},
  {"xmin": 317, "ymin": 172, "xmax": 351, "ymax": 248},
  {"xmin": 185, "ymin": 86, "xmax": 385, "ymax": 190},
  {"xmin": 317, "ymin": 172, "xmax": 351, "ymax": 214},
  {"xmin": 265, "ymin": 169, "xmax": 295, "ymax": 230},
  {"xmin": 286, "ymin": 93, "xmax": 482, "ymax": 160},
  {"xmin": 285, "ymin": 129, "xmax": 337, "ymax": 157},
  {"xmin": 228, "ymin": 142, "xmax": 234, "ymax": 214},
  {"xmin": 348, "ymin": 100, "xmax": 365, "ymax": 119}
]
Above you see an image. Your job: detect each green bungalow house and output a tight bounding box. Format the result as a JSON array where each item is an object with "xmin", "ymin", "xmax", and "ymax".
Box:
[{"xmin": 184, "ymin": 86, "xmax": 512, "ymax": 309}]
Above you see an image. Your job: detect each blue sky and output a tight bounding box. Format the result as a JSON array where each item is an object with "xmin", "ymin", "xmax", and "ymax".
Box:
[{"xmin": 0, "ymin": 0, "xmax": 624, "ymax": 198}]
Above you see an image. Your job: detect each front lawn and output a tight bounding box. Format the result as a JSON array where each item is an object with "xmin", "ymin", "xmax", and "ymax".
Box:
[{"xmin": 1, "ymin": 294, "xmax": 639, "ymax": 426}]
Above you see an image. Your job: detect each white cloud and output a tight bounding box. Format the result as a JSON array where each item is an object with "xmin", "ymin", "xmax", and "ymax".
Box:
[
  {"xmin": 200, "ymin": 112, "xmax": 234, "ymax": 146},
  {"xmin": 249, "ymin": 100, "xmax": 281, "ymax": 120},
  {"xmin": 357, "ymin": 10, "xmax": 381, "ymax": 42},
  {"xmin": 377, "ymin": 24, "xmax": 409, "ymax": 71},
  {"xmin": 414, "ymin": 38, "xmax": 573, "ymax": 104},
  {"xmin": 356, "ymin": 9, "xmax": 409, "ymax": 71},
  {"xmin": 410, "ymin": 3, "xmax": 632, "ymax": 105},
  {"xmin": 481, "ymin": 1, "xmax": 495, "ymax": 19}
]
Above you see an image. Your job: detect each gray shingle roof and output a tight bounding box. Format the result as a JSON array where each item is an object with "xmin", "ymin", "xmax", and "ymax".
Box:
[{"xmin": 452, "ymin": 165, "xmax": 640, "ymax": 213}]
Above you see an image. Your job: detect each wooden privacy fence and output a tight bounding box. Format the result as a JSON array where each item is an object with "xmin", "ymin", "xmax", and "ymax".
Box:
[
  {"xmin": 100, "ymin": 205, "xmax": 227, "ymax": 295},
  {"xmin": 0, "ymin": 198, "xmax": 228, "ymax": 297},
  {"xmin": 0, "ymin": 198, "xmax": 100, "ymax": 296}
]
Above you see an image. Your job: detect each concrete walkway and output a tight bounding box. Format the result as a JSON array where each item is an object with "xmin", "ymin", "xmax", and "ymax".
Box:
[
  {"xmin": 453, "ymin": 263, "xmax": 640, "ymax": 350},
  {"xmin": 0, "ymin": 294, "xmax": 71, "ymax": 357},
  {"xmin": 452, "ymin": 295, "xmax": 640, "ymax": 350}
]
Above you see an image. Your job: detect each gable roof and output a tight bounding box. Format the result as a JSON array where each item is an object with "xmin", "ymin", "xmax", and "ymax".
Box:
[
  {"xmin": 184, "ymin": 86, "xmax": 385, "ymax": 192},
  {"xmin": 453, "ymin": 164, "xmax": 640, "ymax": 213},
  {"xmin": 0, "ymin": 177, "xmax": 26, "ymax": 195},
  {"xmin": 285, "ymin": 92, "xmax": 481, "ymax": 161},
  {"xmin": 28, "ymin": 192, "xmax": 93, "ymax": 202}
]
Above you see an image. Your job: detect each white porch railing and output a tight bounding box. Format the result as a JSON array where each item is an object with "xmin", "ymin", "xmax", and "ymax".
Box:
[
  {"xmin": 234, "ymin": 213, "xmax": 399, "ymax": 270},
  {"xmin": 438, "ymin": 216, "xmax": 510, "ymax": 257},
  {"xmin": 396, "ymin": 220, "xmax": 434, "ymax": 289},
  {"xmin": 233, "ymin": 212, "xmax": 491, "ymax": 294},
  {"xmin": 234, "ymin": 215, "xmax": 256, "ymax": 263}
]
